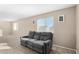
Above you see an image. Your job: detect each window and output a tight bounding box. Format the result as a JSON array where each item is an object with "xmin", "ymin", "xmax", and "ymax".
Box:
[{"xmin": 37, "ymin": 17, "xmax": 54, "ymax": 32}]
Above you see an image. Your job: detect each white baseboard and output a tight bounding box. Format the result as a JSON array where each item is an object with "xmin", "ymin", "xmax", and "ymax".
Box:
[{"xmin": 53, "ymin": 44, "xmax": 76, "ymax": 52}]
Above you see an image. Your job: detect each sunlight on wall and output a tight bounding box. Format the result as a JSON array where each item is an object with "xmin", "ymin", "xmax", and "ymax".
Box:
[
  {"xmin": 13, "ymin": 23, "xmax": 18, "ymax": 31},
  {"xmin": 0, "ymin": 43, "xmax": 12, "ymax": 50},
  {"xmin": 0, "ymin": 29, "xmax": 3, "ymax": 37}
]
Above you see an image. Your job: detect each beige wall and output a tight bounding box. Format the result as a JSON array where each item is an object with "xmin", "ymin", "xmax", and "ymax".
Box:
[
  {"xmin": 52, "ymin": 6, "xmax": 76, "ymax": 49},
  {"xmin": 13, "ymin": 19, "xmax": 37, "ymax": 37},
  {"xmin": 76, "ymin": 5, "xmax": 79, "ymax": 53},
  {"xmin": 0, "ymin": 21, "xmax": 12, "ymax": 42},
  {"xmin": 14, "ymin": 6, "xmax": 76, "ymax": 49}
]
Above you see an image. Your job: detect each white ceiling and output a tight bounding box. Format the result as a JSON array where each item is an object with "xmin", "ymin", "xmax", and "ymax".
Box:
[{"xmin": 0, "ymin": 4, "xmax": 75, "ymax": 21}]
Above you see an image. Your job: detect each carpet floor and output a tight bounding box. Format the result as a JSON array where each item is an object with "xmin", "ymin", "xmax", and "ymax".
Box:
[{"xmin": 0, "ymin": 42, "xmax": 75, "ymax": 54}]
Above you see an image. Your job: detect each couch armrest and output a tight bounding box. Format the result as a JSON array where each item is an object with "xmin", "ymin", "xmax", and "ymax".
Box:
[
  {"xmin": 22, "ymin": 36, "xmax": 29, "ymax": 38},
  {"xmin": 43, "ymin": 40, "xmax": 51, "ymax": 43},
  {"xmin": 43, "ymin": 40, "xmax": 52, "ymax": 54},
  {"xmin": 20, "ymin": 36, "xmax": 29, "ymax": 38},
  {"xmin": 20, "ymin": 36, "xmax": 29, "ymax": 41}
]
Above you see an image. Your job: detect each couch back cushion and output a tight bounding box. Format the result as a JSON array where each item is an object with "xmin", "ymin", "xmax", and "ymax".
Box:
[
  {"xmin": 33, "ymin": 32, "xmax": 40, "ymax": 40},
  {"xmin": 29, "ymin": 31, "xmax": 35, "ymax": 39},
  {"xmin": 40, "ymin": 32, "xmax": 53, "ymax": 41}
]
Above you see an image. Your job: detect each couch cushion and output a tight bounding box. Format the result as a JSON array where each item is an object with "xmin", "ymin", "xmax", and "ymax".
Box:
[
  {"xmin": 40, "ymin": 36, "xmax": 49, "ymax": 41},
  {"xmin": 29, "ymin": 31, "xmax": 35, "ymax": 39},
  {"xmin": 22, "ymin": 39, "xmax": 43, "ymax": 48},
  {"xmin": 25, "ymin": 39, "xmax": 43, "ymax": 45},
  {"xmin": 31, "ymin": 40, "xmax": 44, "ymax": 46},
  {"xmin": 26, "ymin": 39, "xmax": 50, "ymax": 49},
  {"xmin": 40, "ymin": 32, "xmax": 52, "ymax": 37},
  {"xmin": 33, "ymin": 32, "xmax": 40, "ymax": 40},
  {"xmin": 40, "ymin": 32, "xmax": 52, "ymax": 41}
]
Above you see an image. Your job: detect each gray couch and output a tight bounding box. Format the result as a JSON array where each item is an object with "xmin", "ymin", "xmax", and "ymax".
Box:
[{"xmin": 20, "ymin": 31, "xmax": 53, "ymax": 54}]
